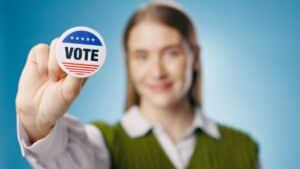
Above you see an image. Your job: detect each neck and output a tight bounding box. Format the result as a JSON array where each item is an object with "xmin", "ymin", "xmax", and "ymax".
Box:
[{"xmin": 140, "ymin": 98, "xmax": 195, "ymax": 143}]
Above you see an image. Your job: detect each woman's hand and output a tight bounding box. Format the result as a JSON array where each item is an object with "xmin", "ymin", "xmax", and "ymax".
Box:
[{"xmin": 16, "ymin": 39, "xmax": 87, "ymax": 142}]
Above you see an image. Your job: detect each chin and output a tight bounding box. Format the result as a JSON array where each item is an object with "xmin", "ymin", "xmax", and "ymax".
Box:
[{"xmin": 146, "ymin": 94, "xmax": 180, "ymax": 108}]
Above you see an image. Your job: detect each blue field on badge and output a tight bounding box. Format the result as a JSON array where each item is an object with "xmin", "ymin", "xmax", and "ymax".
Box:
[{"xmin": 63, "ymin": 30, "xmax": 102, "ymax": 46}]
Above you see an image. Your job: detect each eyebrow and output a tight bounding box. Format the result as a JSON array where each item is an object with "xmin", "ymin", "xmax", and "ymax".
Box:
[
  {"xmin": 129, "ymin": 42, "xmax": 183, "ymax": 55},
  {"xmin": 161, "ymin": 43, "xmax": 183, "ymax": 51}
]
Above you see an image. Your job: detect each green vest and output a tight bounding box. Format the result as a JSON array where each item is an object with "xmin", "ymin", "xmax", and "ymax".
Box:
[{"xmin": 92, "ymin": 121, "xmax": 258, "ymax": 169}]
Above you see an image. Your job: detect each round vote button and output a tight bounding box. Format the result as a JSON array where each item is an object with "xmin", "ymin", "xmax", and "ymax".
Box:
[{"xmin": 56, "ymin": 26, "xmax": 106, "ymax": 78}]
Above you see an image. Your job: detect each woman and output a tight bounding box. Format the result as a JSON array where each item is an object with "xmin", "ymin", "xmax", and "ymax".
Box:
[{"xmin": 16, "ymin": 1, "xmax": 259, "ymax": 169}]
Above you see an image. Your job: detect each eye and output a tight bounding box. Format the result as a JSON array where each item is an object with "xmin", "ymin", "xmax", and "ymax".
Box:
[
  {"xmin": 134, "ymin": 54, "xmax": 148, "ymax": 61},
  {"xmin": 130, "ymin": 50, "xmax": 149, "ymax": 62},
  {"xmin": 163, "ymin": 48, "xmax": 181, "ymax": 59}
]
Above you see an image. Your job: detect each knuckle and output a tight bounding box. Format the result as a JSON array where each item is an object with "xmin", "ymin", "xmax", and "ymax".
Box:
[
  {"xmin": 28, "ymin": 43, "xmax": 49, "ymax": 61},
  {"xmin": 34, "ymin": 43, "xmax": 49, "ymax": 51},
  {"xmin": 32, "ymin": 43, "xmax": 48, "ymax": 56},
  {"xmin": 50, "ymin": 38, "xmax": 58, "ymax": 46}
]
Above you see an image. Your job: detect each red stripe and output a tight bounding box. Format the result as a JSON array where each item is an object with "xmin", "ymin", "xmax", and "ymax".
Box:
[
  {"xmin": 71, "ymin": 71, "xmax": 86, "ymax": 75},
  {"xmin": 63, "ymin": 64, "xmax": 99, "ymax": 68},
  {"xmin": 64, "ymin": 66, "xmax": 97, "ymax": 71},
  {"xmin": 69, "ymin": 68, "xmax": 94, "ymax": 72},
  {"xmin": 63, "ymin": 62, "xmax": 99, "ymax": 67},
  {"xmin": 66, "ymin": 67, "xmax": 96, "ymax": 70},
  {"xmin": 68, "ymin": 70, "xmax": 96, "ymax": 73},
  {"xmin": 69, "ymin": 69, "xmax": 94, "ymax": 73}
]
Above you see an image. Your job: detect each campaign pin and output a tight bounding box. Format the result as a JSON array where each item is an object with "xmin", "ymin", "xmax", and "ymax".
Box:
[{"xmin": 56, "ymin": 26, "xmax": 106, "ymax": 78}]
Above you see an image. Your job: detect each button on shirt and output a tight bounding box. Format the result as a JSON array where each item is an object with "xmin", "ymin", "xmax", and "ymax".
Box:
[{"xmin": 17, "ymin": 106, "xmax": 259, "ymax": 169}]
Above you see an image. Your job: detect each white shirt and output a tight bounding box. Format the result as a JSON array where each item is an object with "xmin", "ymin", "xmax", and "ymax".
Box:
[{"xmin": 17, "ymin": 106, "xmax": 258, "ymax": 169}]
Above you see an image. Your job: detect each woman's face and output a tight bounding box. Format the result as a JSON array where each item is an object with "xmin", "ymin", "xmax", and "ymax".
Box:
[{"xmin": 127, "ymin": 21, "xmax": 196, "ymax": 108}]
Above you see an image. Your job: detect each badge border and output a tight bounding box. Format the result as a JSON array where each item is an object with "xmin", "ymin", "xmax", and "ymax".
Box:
[{"xmin": 56, "ymin": 26, "xmax": 107, "ymax": 78}]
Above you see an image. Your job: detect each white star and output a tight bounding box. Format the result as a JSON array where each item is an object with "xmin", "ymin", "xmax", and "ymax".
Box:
[
  {"xmin": 70, "ymin": 36, "xmax": 74, "ymax": 40},
  {"xmin": 81, "ymin": 37, "xmax": 85, "ymax": 41},
  {"xmin": 76, "ymin": 37, "xmax": 79, "ymax": 40},
  {"xmin": 86, "ymin": 38, "xmax": 90, "ymax": 41},
  {"xmin": 91, "ymin": 38, "xmax": 95, "ymax": 42}
]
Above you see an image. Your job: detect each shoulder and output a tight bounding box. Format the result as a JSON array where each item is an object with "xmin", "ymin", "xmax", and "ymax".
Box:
[
  {"xmin": 91, "ymin": 120, "xmax": 120, "ymax": 132},
  {"xmin": 217, "ymin": 123, "xmax": 259, "ymax": 154},
  {"xmin": 90, "ymin": 120, "xmax": 123, "ymax": 146},
  {"xmin": 90, "ymin": 120, "xmax": 122, "ymax": 135},
  {"xmin": 218, "ymin": 124, "xmax": 256, "ymax": 141}
]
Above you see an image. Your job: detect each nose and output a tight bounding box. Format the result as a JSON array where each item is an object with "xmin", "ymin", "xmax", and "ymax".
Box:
[{"xmin": 151, "ymin": 57, "xmax": 167, "ymax": 80}]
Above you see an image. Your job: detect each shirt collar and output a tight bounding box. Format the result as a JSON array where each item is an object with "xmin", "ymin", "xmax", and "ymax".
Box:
[{"xmin": 120, "ymin": 105, "xmax": 221, "ymax": 139}]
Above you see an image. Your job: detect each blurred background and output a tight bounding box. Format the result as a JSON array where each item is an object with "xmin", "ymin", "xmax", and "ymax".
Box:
[{"xmin": 0, "ymin": 0, "xmax": 299, "ymax": 168}]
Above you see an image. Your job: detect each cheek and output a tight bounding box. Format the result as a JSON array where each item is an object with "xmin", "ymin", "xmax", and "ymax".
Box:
[
  {"xmin": 129, "ymin": 60, "xmax": 148, "ymax": 86},
  {"xmin": 167, "ymin": 56, "xmax": 194, "ymax": 90},
  {"xmin": 167, "ymin": 58, "xmax": 188, "ymax": 82}
]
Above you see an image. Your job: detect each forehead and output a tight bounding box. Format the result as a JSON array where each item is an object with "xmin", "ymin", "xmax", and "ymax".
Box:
[{"xmin": 128, "ymin": 21, "xmax": 182, "ymax": 52}]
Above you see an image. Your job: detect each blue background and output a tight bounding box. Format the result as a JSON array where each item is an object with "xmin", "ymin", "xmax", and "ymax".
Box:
[{"xmin": 1, "ymin": 0, "xmax": 299, "ymax": 168}]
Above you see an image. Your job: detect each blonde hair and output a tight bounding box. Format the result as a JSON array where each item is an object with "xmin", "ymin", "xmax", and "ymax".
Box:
[{"xmin": 123, "ymin": 3, "xmax": 202, "ymax": 111}]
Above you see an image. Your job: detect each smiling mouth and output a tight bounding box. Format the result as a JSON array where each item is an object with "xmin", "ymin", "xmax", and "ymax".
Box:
[{"xmin": 147, "ymin": 82, "xmax": 173, "ymax": 92}]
